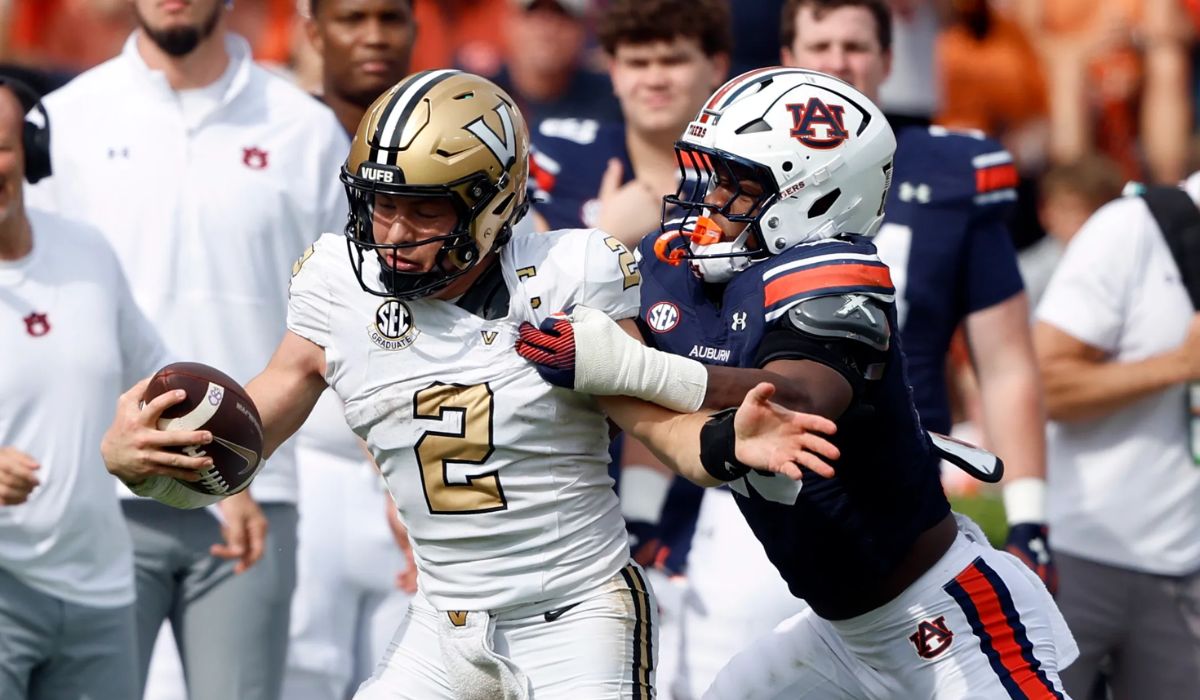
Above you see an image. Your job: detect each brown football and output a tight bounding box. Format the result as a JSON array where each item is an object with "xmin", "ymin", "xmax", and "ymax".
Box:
[{"xmin": 142, "ymin": 362, "xmax": 265, "ymax": 496}]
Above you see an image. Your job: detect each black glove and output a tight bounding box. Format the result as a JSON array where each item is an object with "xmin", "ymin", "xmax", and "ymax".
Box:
[{"xmin": 1004, "ymin": 523, "xmax": 1057, "ymax": 595}]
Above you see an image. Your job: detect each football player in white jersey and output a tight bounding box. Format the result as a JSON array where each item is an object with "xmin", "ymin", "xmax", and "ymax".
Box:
[{"xmin": 100, "ymin": 70, "xmax": 842, "ymax": 700}]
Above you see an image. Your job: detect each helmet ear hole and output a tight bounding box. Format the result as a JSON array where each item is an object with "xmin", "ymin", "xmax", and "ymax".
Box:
[
  {"xmin": 807, "ymin": 188, "xmax": 841, "ymax": 219},
  {"xmin": 492, "ymin": 192, "xmax": 515, "ymax": 216}
]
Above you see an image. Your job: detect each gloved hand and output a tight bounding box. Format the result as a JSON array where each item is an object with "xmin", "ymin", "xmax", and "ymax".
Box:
[
  {"xmin": 514, "ymin": 309, "xmax": 579, "ymax": 389},
  {"xmin": 515, "ymin": 305, "xmax": 708, "ymax": 413},
  {"xmin": 1005, "ymin": 522, "xmax": 1057, "ymax": 595},
  {"xmin": 626, "ymin": 519, "xmax": 666, "ymax": 568}
]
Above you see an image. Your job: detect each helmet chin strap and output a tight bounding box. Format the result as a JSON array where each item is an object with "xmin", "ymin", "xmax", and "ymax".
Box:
[
  {"xmin": 688, "ymin": 242, "xmax": 752, "ymax": 283},
  {"xmin": 687, "ymin": 212, "xmax": 754, "ymax": 283}
]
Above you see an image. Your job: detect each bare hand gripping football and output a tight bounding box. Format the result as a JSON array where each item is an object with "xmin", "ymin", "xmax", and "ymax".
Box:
[{"xmin": 101, "ymin": 362, "xmax": 265, "ymax": 509}]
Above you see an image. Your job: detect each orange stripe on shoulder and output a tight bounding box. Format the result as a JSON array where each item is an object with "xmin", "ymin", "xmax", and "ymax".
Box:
[
  {"xmin": 763, "ymin": 263, "xmax": 893, "ymax": 307},
  {"xmin": 976, "ymin": 163, "xmax": 1018, "ymax": 194}
]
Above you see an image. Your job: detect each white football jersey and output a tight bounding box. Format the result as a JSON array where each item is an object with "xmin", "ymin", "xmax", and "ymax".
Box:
[{"xmin": 288, "ymin": 228, "xmax": 642, "ymax": 612}]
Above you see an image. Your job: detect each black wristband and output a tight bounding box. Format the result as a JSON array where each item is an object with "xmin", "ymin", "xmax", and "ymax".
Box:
[{"xmin": 699, "ymin": 408, "xmax": 751, "ymax": 482}]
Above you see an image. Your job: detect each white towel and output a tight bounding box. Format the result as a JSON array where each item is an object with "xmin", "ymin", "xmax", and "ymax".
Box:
[{"xmin": 436, "ymin": 609, "xmax": 530, "ymax": 700}]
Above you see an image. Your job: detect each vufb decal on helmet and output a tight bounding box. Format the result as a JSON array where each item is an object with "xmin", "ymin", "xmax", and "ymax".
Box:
[
  {"xmin": 656, "ymin": 67, "xmax": 896, "ymax": 283},
  {"xmin": 341, "ymin": 70, "xmax": 531, "ymax": 300}
]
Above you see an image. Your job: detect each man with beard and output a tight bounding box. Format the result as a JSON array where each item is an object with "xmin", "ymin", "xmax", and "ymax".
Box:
[
  {"xmin": 283, "ymin": 2, "xmax": 418, "ymax": 698},
  {"xmin": 26, "ymin": 1, "xmax": 349, "ymax": 698}
]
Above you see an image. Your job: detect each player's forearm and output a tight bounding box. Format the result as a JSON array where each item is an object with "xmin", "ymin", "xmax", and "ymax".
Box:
[
  {"xmin": 977, "ymin": 364, "xmax": 1046, "ymax": 482},
  {"xmin": 1040, "ymin": 350, "xmax": 1187, "ymax": 422},
  {"xmin": 245, "ymin": 367, "xmax": 324, "ymax": 459},
  {"xmin": 702, "ymin": 365, "xmax": 816, "ymax": 414},
  {"xmin": 245, "ymin": 332, "xmax": 329, "ymax": 459},
  {"xmin": 600, "ymin": 395, "xmax": 721, "ymax": 487}
]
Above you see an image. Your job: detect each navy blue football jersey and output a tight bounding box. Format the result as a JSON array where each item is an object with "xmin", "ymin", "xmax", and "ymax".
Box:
[
  {"xmin": 489, "ymin": 67, "xmax": 622, "ymax": 134},
  {"xmin": 529, "ymin": 119, "xmax": 632, "ymax": 231},
  {"xmin": 873, "ymin": 125, "xmax": 1024, "ymax": 434},
  {"xmin": 637, "ymin": 233, "xmax": 951, "ymax": 618}
]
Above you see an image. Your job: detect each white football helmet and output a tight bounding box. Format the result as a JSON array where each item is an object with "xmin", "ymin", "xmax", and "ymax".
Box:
[{"xmin": 657, "ymin": 68, "xmax": 896, "ymax": 283}]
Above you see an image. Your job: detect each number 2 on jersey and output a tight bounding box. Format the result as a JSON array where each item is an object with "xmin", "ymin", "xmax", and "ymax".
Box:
[
  {"xmin": 414, "ymin": 383, "xmax": 506, "ymax": 514},
  {"xmin": 604, "ymin": 236, "xmax": 640, "ymax": 290}
]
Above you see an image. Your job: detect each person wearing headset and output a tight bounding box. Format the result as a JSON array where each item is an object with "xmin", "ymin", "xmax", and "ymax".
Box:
[{"xmin": 0, "ymin": 76, "xmax": 173, "ymax": 700}]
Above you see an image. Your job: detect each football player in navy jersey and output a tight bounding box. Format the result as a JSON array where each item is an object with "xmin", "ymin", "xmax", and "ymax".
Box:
[
  {"xmin": 781, "ymin": 0, "xmax": 1052, "ymax": 580},
  {"xmin": 527, "ymin": 0, "xmax": 730, "ymax": 244},
  {"xmin": 516, "ymin": 68, "xmax": 1076, "ymax": 698},
  {"xmin": 615, "ymin": 6, "xmax": 1054, "ymax": 689}
]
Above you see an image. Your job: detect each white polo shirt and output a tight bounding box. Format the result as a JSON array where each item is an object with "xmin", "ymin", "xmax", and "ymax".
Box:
[
  {"xmin": 29, "ymin": 33, "xmax": 350, "ymax": 503},
  {"xmin": 1036, "ymin": 173, "xmax": 1200, "ymax": 576},
  {"xmin": 0, "ymin": 209, "xmax": 169, "ymax": 607}
]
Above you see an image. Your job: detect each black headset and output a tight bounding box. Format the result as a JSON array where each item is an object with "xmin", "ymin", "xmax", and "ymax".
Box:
[{"xmin": 0, "ymin": 77, "xmax": 51, "ymax": 184}]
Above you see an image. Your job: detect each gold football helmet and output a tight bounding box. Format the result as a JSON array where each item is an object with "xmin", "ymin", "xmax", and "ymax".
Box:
[{"xmin": 342, "ymin": 70, "xmax": 531, "ymax": 299}]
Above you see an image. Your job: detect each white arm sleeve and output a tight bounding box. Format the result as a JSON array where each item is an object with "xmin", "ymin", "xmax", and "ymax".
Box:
[
  {"xmin": 564, "ymin": 306, "xmax": 708, "ymax": 413},
  {"xmin": 128, "ymin": 475, "xmax": 224, "ymax": 509}
]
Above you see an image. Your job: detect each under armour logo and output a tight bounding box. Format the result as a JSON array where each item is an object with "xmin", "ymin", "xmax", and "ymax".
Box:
[
  {"xmin": 899, "ymin": 182, "xmax": 931, "ymax": 203},
  {"xmin": 835, "ymin": 294, "xmax": 876, "ymax": 325},
  {"xmin": 910, "ymin": 616, "xmax": 953, "ymax": 659},
  {"xmin": 1028, "ymin": 536, "xmax": 1050, "ymax": 566},
  {"xmin": 731, "ymin": 312, "xmax": 748, "ymax": 331}
]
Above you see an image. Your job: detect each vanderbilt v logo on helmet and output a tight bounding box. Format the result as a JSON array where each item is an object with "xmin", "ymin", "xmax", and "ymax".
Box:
[
  {"xmin": 466, "ymin": 104, "xmax": 517, "ymax": 169},
  {"xmin": 341, "ymin": 70, "xmax": 531, "ymax": 300}
]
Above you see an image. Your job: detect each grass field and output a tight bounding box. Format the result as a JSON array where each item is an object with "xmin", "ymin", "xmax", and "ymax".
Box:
[{"xmin": 949, "ymin": 490, "xmax": 1008, "ymax": 547}]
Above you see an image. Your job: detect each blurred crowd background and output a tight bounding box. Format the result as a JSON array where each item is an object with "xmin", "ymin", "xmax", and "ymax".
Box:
[
  {"xmin": 5, "ymin": 1, "xmax": 1200, "ymax": 698},
  {"xmin": 3, "ymin": 0, "xmax": 1197, "ymax": 301}
]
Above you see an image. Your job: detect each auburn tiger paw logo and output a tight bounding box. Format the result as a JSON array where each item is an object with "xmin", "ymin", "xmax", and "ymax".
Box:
[
  {"xmin": 23, "ymin": 312, "xmax": 50, "ymax": 337},
  {"xmin": 910, "ymin": 615, "xmax": 953, "ymax": 659},
  {"xmin": 786, "ymin": 97, "xmax": 848, "ymax": 149},
  {"xmin": 242, "ymin": 146, "xmax": 269, "ymax": 170}
]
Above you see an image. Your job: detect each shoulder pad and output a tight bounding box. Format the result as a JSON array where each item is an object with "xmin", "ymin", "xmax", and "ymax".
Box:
[
  {"xmin": 893, "ymin": 127, "xmax": 1016, "ymax": 210},
  {"xmin": 783, "ymin": 294, "xmax": 891, "ymax": 351}
]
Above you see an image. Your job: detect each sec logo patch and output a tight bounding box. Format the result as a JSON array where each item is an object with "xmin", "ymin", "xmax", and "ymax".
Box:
[
  {"xmin": 368, "ymin": 299, "xmax": 420, "ymax": 350},
  {"xmin": 645, "ymin": 301, "xmax": 680, "ymax": 333}
]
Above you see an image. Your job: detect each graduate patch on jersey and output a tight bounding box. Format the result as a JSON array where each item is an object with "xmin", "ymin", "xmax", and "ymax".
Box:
[{"xmin": 368, "ymin": 299, "xmax": 420, "ymax": 350}]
